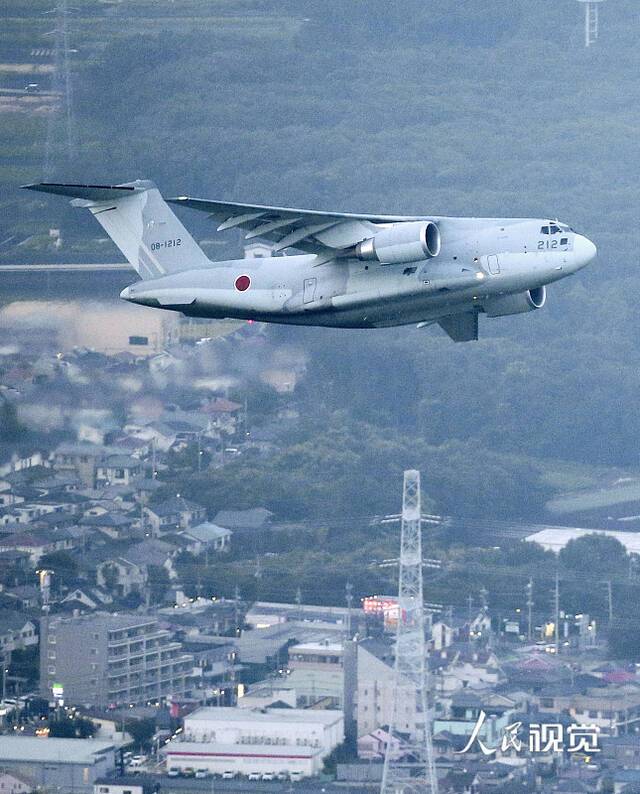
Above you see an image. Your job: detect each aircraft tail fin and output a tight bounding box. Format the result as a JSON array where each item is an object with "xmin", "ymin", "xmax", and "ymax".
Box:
[{"xmin": 22, "ymin": 179, "xmax": 211, "ymax": 280}]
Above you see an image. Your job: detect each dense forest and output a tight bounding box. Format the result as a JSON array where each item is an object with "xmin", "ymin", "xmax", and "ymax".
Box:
[{"xmin": 3, "ymin": 0, "xmax": 640, "ymax": 521}]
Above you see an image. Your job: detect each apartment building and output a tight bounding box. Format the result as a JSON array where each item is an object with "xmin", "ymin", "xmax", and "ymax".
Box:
[{"xmin": 40, "ymin": 613, "xmax": 194, "ymax": 707}]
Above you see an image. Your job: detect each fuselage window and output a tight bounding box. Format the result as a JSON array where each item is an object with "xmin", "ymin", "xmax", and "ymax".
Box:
[{"xmin": 560, "ymin": 237, "xmax": 568, "ymax": 246}]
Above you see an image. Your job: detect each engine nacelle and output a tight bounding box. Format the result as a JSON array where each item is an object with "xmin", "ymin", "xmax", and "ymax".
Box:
[
  {"xmin": 482, "ymin": 286, "xmax": 546, "ymax": 317},
  {"xmin": 355, "ymin": 221, "xmax": 441, "ymax": 265}
]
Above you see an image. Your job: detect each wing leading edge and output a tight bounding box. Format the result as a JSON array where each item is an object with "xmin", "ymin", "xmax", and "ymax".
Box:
[{"xmin": 168, "ymin": 195, "xmax": 430, "ymax": 254}]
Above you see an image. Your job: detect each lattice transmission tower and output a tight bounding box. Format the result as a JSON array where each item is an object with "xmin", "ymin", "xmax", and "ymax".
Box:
[
  {"xmin": 43, "ymin": 0, "xmax": 76, "ymax": 179},
  {"xmin": 380, "ymin": 470, "xmax": 438, "ymax": 794}
]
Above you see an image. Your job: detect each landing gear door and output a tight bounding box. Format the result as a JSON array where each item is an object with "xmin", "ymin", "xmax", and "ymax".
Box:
[
  {"xmin": 303, "ymin": 277, "xmax": 317, "ymax": 305},
  {"xmin": 486, "ymin": 255, "xmax": 500, "ymax": 275}
]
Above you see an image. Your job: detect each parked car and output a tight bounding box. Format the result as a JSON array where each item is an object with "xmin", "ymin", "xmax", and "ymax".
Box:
[
  {"xmin": 182, "ymin": 767, "xmax": 195, "ymax": 778},
  {"xmin": 276, "ymin": 772, "xmax": 289, "ymax": 781},
  {"xmin": 261, "ymin": 772, "xmax": 275, "ymax": 781},
  {"xmin": 195, "ymin": 769, "xmax": 209, "ymax": 779},
  {"xmin": 222, "ymin": 770, "xmax": 236, "ymax": 779},
  {"xmin": 290, "ymin": 771, "xmax": 303, "ymax": 782},
  {"xmin": 248, "ymin": 772, "xmax": 261, "ymax": 781},
  {"xmin": 167, "ymin": 767, "xmax": 180, "ymax": 777}
]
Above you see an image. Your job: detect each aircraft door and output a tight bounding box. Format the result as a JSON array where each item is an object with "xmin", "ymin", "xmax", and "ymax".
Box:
[
  {"xmin": 303, "ymin": 277, "xmax": 317, "ymax": 304},
  {"xmin": 487, "ymin": 255, "xmax": 500, "ymax": 275}
]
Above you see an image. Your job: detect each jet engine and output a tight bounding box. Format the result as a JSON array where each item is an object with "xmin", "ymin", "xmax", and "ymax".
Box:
[
  {"xmin": 355, "ymin": 221, "xmax": 441, "ymax": 264},
  {"xmin": 482, "ymin": 286, "xmax": 546, "ymax": 317}
]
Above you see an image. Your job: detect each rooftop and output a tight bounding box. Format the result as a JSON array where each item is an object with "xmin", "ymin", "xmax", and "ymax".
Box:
[
  {"xmin": 0, "ymin": 736, "xmax": 114, "ymax": 764},
  {"xmin": 526, "ymin": 526, "xmax": 640, "ymax": 554},
  {"xmin": 186, "ymin": 706, "xmax": 342, "ymax": 726}
]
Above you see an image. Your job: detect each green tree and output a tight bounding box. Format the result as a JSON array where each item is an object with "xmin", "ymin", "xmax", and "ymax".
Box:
[
  {"xmin": 0, "ymin": 399, "xmax": 24, "ymax": 442},
  {"xmin": 147, "ymin": 565, "xmax": 170, "ymax": 604},
  {"xmin": 125, "ymin": 717, "xmax": 156, "ymax": 751},
  {"xmin": 49, "ymin": 716, "xmax": 96, "ymax": 738},
  {"xmin": 560, "ymin": 535, "xmax": 629, "ymax": 577}
]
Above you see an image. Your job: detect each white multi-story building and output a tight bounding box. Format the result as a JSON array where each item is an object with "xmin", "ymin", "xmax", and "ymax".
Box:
[
  {"xmin": 164, "ymin": 706, "xmax": 344, "ymax": 778},
  {"xmin": 288, "ymin": 640, "xmax": 343, "ymax": 672}
]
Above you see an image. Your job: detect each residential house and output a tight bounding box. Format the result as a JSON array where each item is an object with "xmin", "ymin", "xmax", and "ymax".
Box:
[
  {"xmin": 0, "ymin": 551, "xmax": 31, "ymax": 581},
  {"xmin": 81, "ymin": 513, "xmax": 136, "ymax": 542},
  {"xmin": 0, "ymin": 451, "xmax": 46, "ymax": 478},
  {"xmin": 201, "ymin": 397, "xmax": 242, "ymax": 434},
  {"xmin": 95, "ymin": 455, "xmax": 142, "ymax": 488},
  {"xmin": 182, "ymin": 522, "xmax": 232, "ymax": 555},
  {"xmin": 60, "ymin": 587, "xmax": 113, "ymax": 612},
  {"xmin": 0, "ymin": 532, "xmax": 59, "ymax": 564},
  {"xmin": 122, "ymin": 539, "xmax": 179, "ymax": 580},
  {"xmin": 96, "ymin": 557, "xmax": 147, "ymax": 598},
  {"xmin": 357, "ymin": 727, "xmax": 403, "ymax": 761},
  {"xmin": 213, "ymin": 508, "xmax": 273, "ymax": 533},
  {"xmin": 0, "ymin": 610, "xmax": 38, "ymax": 652},
  {"xmin": 1, "ymin": 584, "xmax": 40, "ymax": 610},
  {"xmin": 0, "ymin": 770, "xmax": 37, "ymax": 794},
  {"xmin": 51, "ymin": 443, "xmax": 132, "ymax": 488},
  {"xmin": 144, "ymin": 497, "xmax": 206, "ymax": 537}
]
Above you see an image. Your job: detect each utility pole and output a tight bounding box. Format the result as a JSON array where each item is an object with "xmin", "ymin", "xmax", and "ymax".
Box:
[
  {"xmin": 554, "ymin": 571, "xmax": 560, "ymax": 655},
  {"xmin": 295, "ymin": 587, "xmax": 303, "ymax": 623},
  {"xmin": 381, "ymin": 470, "xmax": 438, "ymax": 794},
  {"xmin": 526, "ymin": 578, "xmax": 533, "ymax": 641},
  {"xmin": 151, "ymin": 437, "xmax": 157, "ymax": 479},
  {"xmin": 2, "ymin": 653, "xmax": 7, "ymax": 701},
  {"xmin": 254, "ymin": 556, "xmax": 262, "ymax": 601},
  {"xmin": 479, "ymin": 586, "xmax": 488, "ymax": 614},
  {"xmin": 345, "ymin": 582, "xmax": 353, "ymax": 640},
  {"xmin": 605, "ymin": 580, "xmax": 613, "ymax": 622},
  {"xmin": 234, "ymin": 585, "xmax": 241, "ymax": 634}
]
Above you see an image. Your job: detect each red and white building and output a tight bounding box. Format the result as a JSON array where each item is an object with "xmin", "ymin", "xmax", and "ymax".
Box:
[{"xmin": 164, "ymin": 706, "xmax": 343, "ymax": 778}]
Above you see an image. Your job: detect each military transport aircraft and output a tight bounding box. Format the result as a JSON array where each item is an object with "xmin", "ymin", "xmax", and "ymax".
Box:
[{"xmin": 22, "ymin": 180, "xmax": 596, "ymax": 342}]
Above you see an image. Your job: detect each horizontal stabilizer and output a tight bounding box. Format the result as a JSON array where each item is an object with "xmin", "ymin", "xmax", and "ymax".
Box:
[
  {"xmin": 21, "ymin": 181, "xmax": 154, "ymax": 202},
  {"xmin": 437, "ymin": 312, "xmax": 479, "ymax": 343}
]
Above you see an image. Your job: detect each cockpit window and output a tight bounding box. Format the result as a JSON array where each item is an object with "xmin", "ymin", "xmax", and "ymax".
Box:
[
  {"xmin": 541, "ymin": 224, "xmax": 562, "ymax": 235},
  {"xmin": 540, "ymin": 225, "xmax": 550, "ymax": 235}
]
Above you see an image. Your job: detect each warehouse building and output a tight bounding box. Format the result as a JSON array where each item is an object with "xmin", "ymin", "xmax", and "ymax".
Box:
[
  {"xmin": 165, "ymin": 706, "xmax": 344, "ymax": 778},
  {"xmin": 0, "ymin": 736, "xmax": 115, "ymax": 793},
  {"xmin": 525, "ymin": 526, "xmax": 640, "ymax": 555}
]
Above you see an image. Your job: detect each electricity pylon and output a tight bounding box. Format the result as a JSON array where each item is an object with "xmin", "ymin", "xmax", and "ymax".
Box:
[
  {"xmin": 381, "ymin": 470, "xmax": 438, "ymax": 794},
  {"xmin": 44, "ymin": 0, "xmax": 76, "ymax": 179}
]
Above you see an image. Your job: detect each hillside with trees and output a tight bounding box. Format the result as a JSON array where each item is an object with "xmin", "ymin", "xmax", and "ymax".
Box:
[{"xmin": 3, "ymin": 0, "xmax": 640, "ymax": 521}]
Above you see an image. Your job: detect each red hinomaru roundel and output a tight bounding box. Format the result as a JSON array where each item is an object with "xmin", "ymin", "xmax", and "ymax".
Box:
[{"xmin": 234, "ymin": 274, "xmax": 251, "ymax": 292}]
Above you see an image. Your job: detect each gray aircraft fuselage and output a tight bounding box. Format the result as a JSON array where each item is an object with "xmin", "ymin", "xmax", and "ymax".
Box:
[{"xmin": 120, "ymin": 217, "xmax": 595, "ymax": 329}]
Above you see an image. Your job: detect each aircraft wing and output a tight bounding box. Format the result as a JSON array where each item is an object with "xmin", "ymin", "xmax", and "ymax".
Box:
[{"xmin": 168, "ymin": 195, "xmax": 429, "ymax": 254}]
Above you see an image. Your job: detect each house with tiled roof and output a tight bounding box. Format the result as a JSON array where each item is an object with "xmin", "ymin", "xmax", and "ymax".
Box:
[{"xmin": 144, "ymin": 496, "xmax": 206, "ymax": 536}]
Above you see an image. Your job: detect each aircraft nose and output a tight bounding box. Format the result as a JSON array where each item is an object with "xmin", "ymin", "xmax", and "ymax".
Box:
[{"xmin": 573, "ymin": 234, "xmax": 597, "ymax": 269}]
